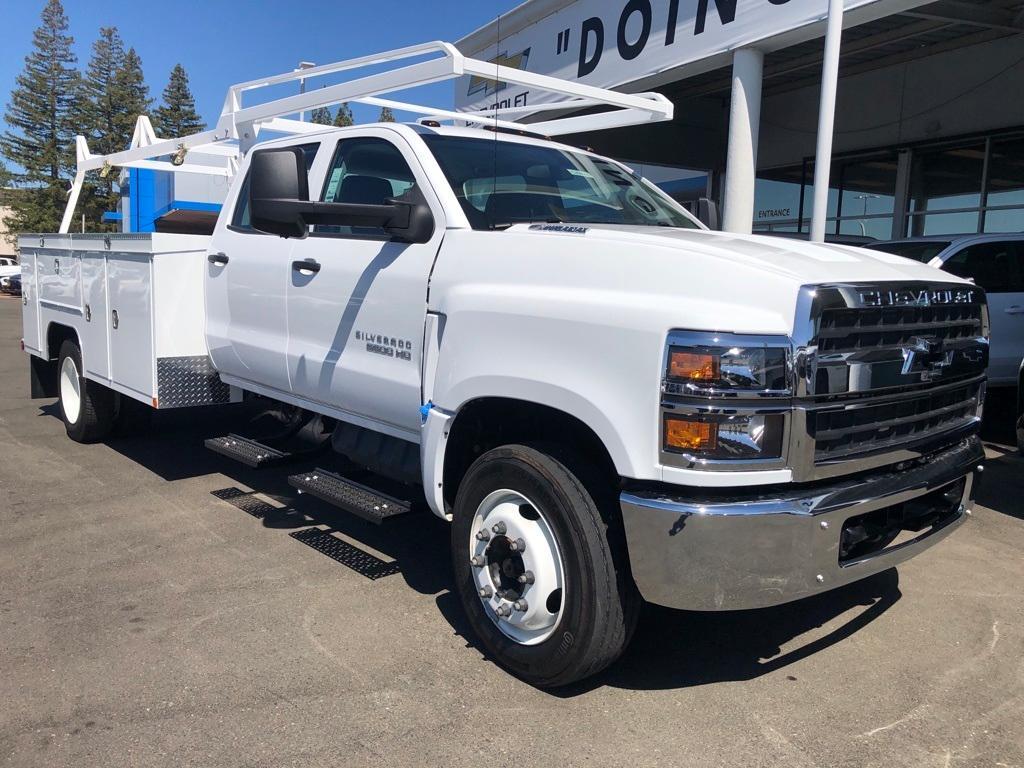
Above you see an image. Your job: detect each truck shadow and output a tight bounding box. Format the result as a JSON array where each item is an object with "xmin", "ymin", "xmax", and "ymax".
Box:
[
  {"xmin": 435, "ymin": 567, "xmax": 902, "ymax": 695},
  {"xmin": 579, "ymin": 568, "xmax": 900, "ymax": 694}
]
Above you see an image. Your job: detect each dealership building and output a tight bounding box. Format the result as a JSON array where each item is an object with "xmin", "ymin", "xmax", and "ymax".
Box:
[{"xmin": 456, "ymin": 0, "xmax": 1024, "ymax": 240}]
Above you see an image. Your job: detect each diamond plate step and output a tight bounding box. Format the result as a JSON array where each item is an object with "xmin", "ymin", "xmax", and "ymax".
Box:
[
  {"xmin": 204, "ymin": 434, "xmax": 292, "ymax": 468},
  {"xmin": 288, "ymin": 468, "xmax": 411, "ymax": 524}
]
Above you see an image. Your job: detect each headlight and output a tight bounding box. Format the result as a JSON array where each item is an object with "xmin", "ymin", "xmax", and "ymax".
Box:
[
  {"xmin": 661, "ymin": 332, "xmax": 791, "ymax": 463},
  {"xmin": 664, "ymin": 335, "xmax": 790, "ymax": 396},
  {"xmin": 663, "ymin": 412, "xmax": 785, "ymax": 459}
]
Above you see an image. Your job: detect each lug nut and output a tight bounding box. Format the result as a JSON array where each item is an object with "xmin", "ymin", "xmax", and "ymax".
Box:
[
  {"xmin": 509, "ymin": 538, "xmax": 526, "ymax": 553},
  {"xmin": 513, "ymin": 599, "xmax": 528, "ymax": 612},
  {"xmin": 518, "ymin": 571, "xmax": 535, "ymax": 585},
  {"xmin": 470, "ymin": 555, "xmax": 486, "ymax": 568},
  {"xmin": 478, "ymin": 586, "xmax": 493, "ymax": 599},
  {"xmin": 475, "ymin": 529, "xmax": 490, "ymax": 541},
  {"xmin": 491, "ymin": 521, "xmax": 507, "ymax": 535},
  {"xmin": 495, "ymin": 604, "xmax": 512, "ymax": 618}
]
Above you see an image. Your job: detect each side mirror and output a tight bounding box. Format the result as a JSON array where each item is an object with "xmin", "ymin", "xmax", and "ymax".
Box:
[
  {"xmin": 249, "ymin": 147, "xmax": 309, "ymax": 239},
  {"xmin": 247, "ymin": 146, "xmax": 434, "ymax": 244},
  {"xmin": 391, "ymin": 200, "xmax": 434, "ymax": 244},
  {"xmin": 696, "ymin": 197, "xmax": 719, "ymax": 230}
]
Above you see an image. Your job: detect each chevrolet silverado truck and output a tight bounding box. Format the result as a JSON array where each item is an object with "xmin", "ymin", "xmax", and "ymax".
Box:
[{"xmin": 18, "ymin": 43, "xmax": 989, "ymax": 687}]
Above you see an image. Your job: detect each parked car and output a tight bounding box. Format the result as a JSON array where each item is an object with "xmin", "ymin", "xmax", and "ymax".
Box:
[
  {"xmin": 868, "ymin": 234, "xmax": 1024, "ymax": 387},
  {"xmin": 0, "ymin": 256, "xmax": 19, "ymax": 281},
  {"xmin": 1, "ymin": 273, "xmax": 21, "ymax": 296}
]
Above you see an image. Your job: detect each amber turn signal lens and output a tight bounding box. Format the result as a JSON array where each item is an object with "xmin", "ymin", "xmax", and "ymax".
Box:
[
  {"xmin": 664, "ymin": 416, "xmax": 718, "ymax": 452},
  {"xmin": 669, "ymin": 351, "xmax": 719, "ymax": 381}
]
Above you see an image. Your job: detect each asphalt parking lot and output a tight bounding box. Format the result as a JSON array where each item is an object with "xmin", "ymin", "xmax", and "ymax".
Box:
[{"xmin": 1, "ymin": 296, "xmax": 1022, "ymax": 768}]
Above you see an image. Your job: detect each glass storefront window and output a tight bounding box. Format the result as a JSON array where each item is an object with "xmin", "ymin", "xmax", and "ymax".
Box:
[
  {"xmin": 983, "ymin": 137, "xmax": 1024, "ymax": 232},
  {"xmin": 753, "ymin": 177, "xmax": 804, "ymax": 229},
  {"xmin": 907, "ymin": 210, "xmax": 981, "ymax": 236},
  {"xmin": 752, "ymin": 132, "xmax": 1022, "ymax": 241},
  {"xmin": 908, "ymin": 144, "xmax": 985, "ymax": 213},
  {"xmin": 983, "ymin": 208, "xmax": 1024, "ymax": 233}
]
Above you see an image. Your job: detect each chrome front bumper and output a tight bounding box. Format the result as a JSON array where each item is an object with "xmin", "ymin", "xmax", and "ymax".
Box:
[{"xmin": 621, "ymin": 438, "xmax": 983, "ymax": 611}]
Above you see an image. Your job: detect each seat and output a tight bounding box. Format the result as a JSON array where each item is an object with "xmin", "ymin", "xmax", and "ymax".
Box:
[{"xmin": 336, "ymin": 175, "xmax": 394, "ymax": 205}]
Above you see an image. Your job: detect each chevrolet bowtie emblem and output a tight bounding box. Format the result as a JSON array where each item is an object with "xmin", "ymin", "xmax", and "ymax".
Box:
[{"xmin": 901, "ymin": 336, "xmax": 953, "ymax": 378}]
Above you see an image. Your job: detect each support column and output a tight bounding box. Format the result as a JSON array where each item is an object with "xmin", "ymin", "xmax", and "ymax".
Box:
[
  {"xmin": 809, "ymin": 0, "xmax": 845, "ymax": 242},
  {"xmin": 722, "ymin": 47, "xmax": 764, "ymax": 234}
]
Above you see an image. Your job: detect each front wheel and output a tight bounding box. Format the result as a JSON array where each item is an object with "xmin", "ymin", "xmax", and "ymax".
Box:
[
  {"xmin": 58, "ymin": 339, "xmax": 115, "ymax": 443},
  {"xmin": 451, "ymin": 444, "xmax": 638, "ymax": 688}
]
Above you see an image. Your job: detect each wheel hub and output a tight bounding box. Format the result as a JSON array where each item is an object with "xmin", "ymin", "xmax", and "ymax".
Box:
[
  {"xmin": 487, "ymin": 535, "xmax": 525, "ymax": 599},
  {"xmin": 470, "ymin": 489, "xmax": 565, "ymax": 645}
]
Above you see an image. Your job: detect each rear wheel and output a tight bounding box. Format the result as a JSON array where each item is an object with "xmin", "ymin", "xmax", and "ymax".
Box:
[
  {"xmin": 58, "ymin": 339, "xmax": 114, "ymax": 443},
  {"xmin": 451, "ymin": 444, "xmax": 637, "ymax": 688}
]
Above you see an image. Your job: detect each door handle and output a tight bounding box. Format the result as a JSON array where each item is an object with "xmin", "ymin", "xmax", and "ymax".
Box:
[
  {"xmin": 1005, "ymin": 305, "xmax": 1024, "ymax": 315},
  {"xmin": 292, "ymin": 259, "xmax": 321, "ymax": 275},
  {"xmin": 208, "ymin": 252, "xmax": 229, "ymax": 266}
]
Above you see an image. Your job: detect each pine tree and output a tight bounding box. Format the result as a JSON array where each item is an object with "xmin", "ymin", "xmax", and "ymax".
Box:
[
  {"xmin": 378, "ymin": 106, "xmax": 395, "ymax": 123},
  {"xmin": 78, "ymin": 28, "xmax": 153, "ymax": 229},
  {"xmin": 310, "ymin": 106, "xmax": 332, "ymax": 125},
  {"xmin": 117, "ymin": 48, "xmax": 152, "ymax": 135},
  {"xmin": 333, "ymin": 103, "xmax": 354, "ymax": 127},
  {"xmin": 0, "ymin": 0, "xmax": 79, "ymax": 235},
  {"xmin": 153, "ymin": 64, "xmax": 206, "ymax": 138}
]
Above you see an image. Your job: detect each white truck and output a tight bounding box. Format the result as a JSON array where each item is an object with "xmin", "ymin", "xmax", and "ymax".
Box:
[{"xmin": 19, "ymin": 43, "xmax": 990, "ymax": 687}]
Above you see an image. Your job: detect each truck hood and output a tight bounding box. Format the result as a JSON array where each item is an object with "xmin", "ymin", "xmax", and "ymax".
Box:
[{"xmin": 527, "ymin": 223, "xmax": 956, "ymax": 285}]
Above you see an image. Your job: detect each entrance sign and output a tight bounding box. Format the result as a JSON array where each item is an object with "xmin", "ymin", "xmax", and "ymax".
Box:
[{"xmin": 457, "ymin": 0, "xmax": 920, "ymax": 112}]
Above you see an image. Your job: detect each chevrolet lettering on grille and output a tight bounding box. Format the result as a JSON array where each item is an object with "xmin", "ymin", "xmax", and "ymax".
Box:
[{"xmin": 857, "ymin": 286, "xmax": 976, "ymax": 307}]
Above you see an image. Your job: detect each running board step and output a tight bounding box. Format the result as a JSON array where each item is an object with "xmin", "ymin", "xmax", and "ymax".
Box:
[
  {"xmin": 288, "ymin": 468, "xmax": 411, "ymax": 524},
  {"xmin": 205, "ymin": 434, "xmax": 292, "ymax": 468}
]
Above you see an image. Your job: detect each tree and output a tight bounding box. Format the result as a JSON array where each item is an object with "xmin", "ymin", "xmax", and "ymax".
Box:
[
  {"xmin": 333, "ymin": 103, "xmax": 354, "ymax": 127},
  {"xmin": 0, "ymin": 0, "xmax": 79, "ymax": 235},
  {"xmin": 310, "ymin": 106, "xmax": 332, "ymax": 125},
  {"xmin": 378, "ymin": 106, "xmax": 395, "ymax": 123},
  {"xmin": 153, "ymin": 64, "xmax": 206, "ymax": 138},
  {"xmin": 78, "ymin": 28, "xmax": 151, "ymax": 229}
]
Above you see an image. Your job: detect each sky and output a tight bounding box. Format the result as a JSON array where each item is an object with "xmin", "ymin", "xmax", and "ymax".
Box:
[{"xmin": 0, "ymin": 0, "xmax": 522, "ymax": 135}]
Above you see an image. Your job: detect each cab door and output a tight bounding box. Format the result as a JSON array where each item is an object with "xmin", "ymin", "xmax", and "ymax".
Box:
[
  {"xmin": 205, "ymin": 143, "xmax": 319, "ymax": 394},
  {"xmin": 940, "ymin": 239, "xmax": 1024, "ymax": 385},
  {"xmin": 284, "ymin": 130, "xmax": 444, "ymax": 439}
]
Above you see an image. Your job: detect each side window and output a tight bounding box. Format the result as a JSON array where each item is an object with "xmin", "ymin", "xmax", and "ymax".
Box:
[
  {"xmin": 230, "ymin": 142, "xmax": 320, "ymax": 231},
  {"xmin": 943, "ymin": 242, "xmax": 1024, "ymax": 293},
  {"xmin": 316, "ymin": 137, "xmax": 420, "ymax": 237}
]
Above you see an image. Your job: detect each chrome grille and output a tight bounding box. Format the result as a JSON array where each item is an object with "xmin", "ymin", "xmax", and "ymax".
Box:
[
  {"xmin": 792, "ymin": 282, "xmax": 989, "ymax": 479},
  {"xmin": 816, "ymin": 304, "xmax": 984, "ymax": 354},
  {"xmin": 810, "ymin": 381, "xmax": 982, "ymax": 461}
]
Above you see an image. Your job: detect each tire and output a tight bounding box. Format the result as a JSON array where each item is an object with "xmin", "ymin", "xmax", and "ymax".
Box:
[
  {"xmin": 57, "ymin": 339, "xmax": 115, "ymax": 443},
  {"xmin": 451, "ymin": 443, "xmax": 638, "ymax": 688}
]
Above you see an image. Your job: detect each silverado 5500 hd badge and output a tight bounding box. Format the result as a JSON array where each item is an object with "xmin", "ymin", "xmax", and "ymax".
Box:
[
  {"xmin": 355, "ymin": 331, "xmax": 413, "ymax": 361},
  {"xmin": 528, "ymin": 224, "xmax": 588, "ymax": 234}
]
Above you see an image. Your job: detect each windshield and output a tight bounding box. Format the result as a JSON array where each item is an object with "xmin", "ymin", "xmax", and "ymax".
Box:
[
  {"xmin": 421, "ymin": 134, "xmax": 700, "ymax": 231},
  {"xmin": 868, "ymin": 240, "xmax": 951, "ymax": 263}
]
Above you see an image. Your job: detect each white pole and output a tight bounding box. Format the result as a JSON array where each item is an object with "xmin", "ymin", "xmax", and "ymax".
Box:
[
  {"xmin": 58, "ymin": 171, "xmax": 85, "ymax": 234},
  {"xmin": 722, "ymin": 47, "xmax": 763, "ymax": 234},
  {"xmin": 809, "ymin": 0, "xmax": 845, "ymax": 242}
]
